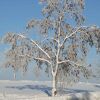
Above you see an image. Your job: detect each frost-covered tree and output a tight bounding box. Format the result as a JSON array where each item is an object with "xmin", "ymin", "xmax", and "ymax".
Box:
[
  {"xmin": 2, "ymin": 0, "xmax": 100, "ymax": 96},
  {"xmin": 3, "ymin": 33, "xmax": 30, "ymax": 79}
]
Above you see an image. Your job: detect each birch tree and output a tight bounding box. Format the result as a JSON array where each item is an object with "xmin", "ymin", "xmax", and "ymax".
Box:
[{"xmin": 3, "ymin": 0, "xmax": 100, "ymax": 96}]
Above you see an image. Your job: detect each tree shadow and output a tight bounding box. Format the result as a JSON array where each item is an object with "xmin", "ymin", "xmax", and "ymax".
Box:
[
  {"xmin": 6, "ymin": 85, "xmax": 96, "ymax": 99},
  {"xmin": 94, "ymin": 84, "xmax": 100, "ymax": 88},
  {"xmin": 57, "ymin": 88, "xmax": 93, "ymax": 100},
  {"xmin": 58, "ymin": 88, "xmax": 92, "ymax": 94},
  {"xmin": 82, "ymin": 92, "xmax": 91, "ymax": 100},
  {"xmin": 6, "ymin": 85, "xmax": 52, "ymax": 96},
  {"xmin": 68, "ymin": 92, "xmax": 91, "ymax": 100}
]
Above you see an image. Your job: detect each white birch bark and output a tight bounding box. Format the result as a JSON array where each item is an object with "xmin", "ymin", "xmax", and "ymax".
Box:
[
  {"xmin": 52, "ymin": 73, "xmax": 56, "ymax": 96},
  {"xmin": 51, "ymin": 17, "xmax": 61, "ymax": 96},
  {"xmin": 13, "ymin": 72, "xmax": 16, "ymax": 80}
]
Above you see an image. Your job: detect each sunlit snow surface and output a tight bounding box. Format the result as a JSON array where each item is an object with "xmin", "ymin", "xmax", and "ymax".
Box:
[{"xmin": 0, "ymin": 80, "xmax": 100, "ymax": 99}]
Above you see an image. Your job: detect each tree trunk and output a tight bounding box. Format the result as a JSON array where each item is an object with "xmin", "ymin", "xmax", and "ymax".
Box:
[
  {"xmin": 52, "ymin": 73, "xmax": 57, "ymax": 96},
  {"xmin": 14, "ymin": 72, "xmax": 16, "ymax": 80}
]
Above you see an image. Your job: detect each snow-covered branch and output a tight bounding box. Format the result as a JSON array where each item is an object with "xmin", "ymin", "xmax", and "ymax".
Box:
[
  {"xmin": 58, "ymin": 59, "xmax": 85, "ymax": 68},
  {"xmin": 58, "ymin": 60, "xmax": 70, "ymax": 64},
  {"xmin": 19, "ymin": 54, "xmax": 51, "ymax": 65},
  {"xmin": 33, "ymin": 57, "xmax": 51, "ymax": 64},
  {"xmin": 18, "ymin": 34, "xmax": 51, "ymax": 59},
  {"xmin": 61, "ymin": 26, "xmax": 87, "ymax": 47},
  {"xmin": 30, "ymin": 39, "xmax": 50, "ymax": 58},
  {"xmin": 58, "ymin": 59, "xmax": 80, "ymax": 66},
  {"xmin": 41, "ymin": 37, "xmax": 58, "ymax": 43}
]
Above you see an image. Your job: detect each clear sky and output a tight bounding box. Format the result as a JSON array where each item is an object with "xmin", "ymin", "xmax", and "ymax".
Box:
[
  {"xmin": 0, "ymin": 0, "xmax": 100, "ymax": 81},
  {"xmin": 0, "ymin": 0, "xmax": 100, "ymax": 34}
]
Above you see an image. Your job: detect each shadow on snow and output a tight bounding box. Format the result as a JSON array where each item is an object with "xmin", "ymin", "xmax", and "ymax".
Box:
[
  {"xmin": 6, "ymin": 84, "xmax": 94, "ymax": 97},
  {"xmin": 6, "ymin": 85, "xmax": 52, "ymax": 96}
]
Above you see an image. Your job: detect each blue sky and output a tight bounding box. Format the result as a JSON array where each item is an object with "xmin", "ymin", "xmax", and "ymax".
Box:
[
  {"xmin": 84, "ymin": 0, "xmax": 100, "ymax": 26},
  {"xmin": 0, "ymin": 0, "xmax": 100, "ymax": 81},
  {"xmin": 0, "ymin": 0, "xmax": 100, "ymax": 35},
  {"xmin": 0, "ymin": 0, "xmax": 100, "ymax": 34}
]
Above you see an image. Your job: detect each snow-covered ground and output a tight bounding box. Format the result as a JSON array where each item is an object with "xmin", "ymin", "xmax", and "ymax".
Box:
[{"xmin": 0, "ymin": 80, "xmax": 100, "ymax": 100}]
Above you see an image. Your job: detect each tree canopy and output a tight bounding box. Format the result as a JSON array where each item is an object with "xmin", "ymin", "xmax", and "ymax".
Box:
[{"xmin": 2, "ymin": 0, "xmax": 100, "ymax": 96}]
